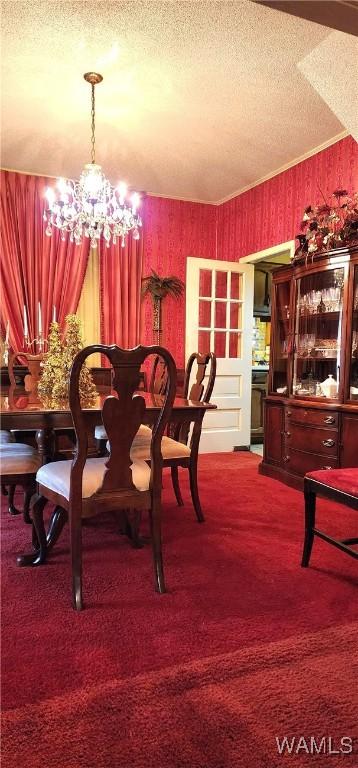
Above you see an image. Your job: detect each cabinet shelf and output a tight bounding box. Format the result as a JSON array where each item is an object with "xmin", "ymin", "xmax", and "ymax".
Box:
[
  {"xmin": 299, "ymin": 308, "xmax": 342, "ymax": 320},
  {"xmin": 296, "ymin": 355, "xmax": 338, "ymax": 361}
]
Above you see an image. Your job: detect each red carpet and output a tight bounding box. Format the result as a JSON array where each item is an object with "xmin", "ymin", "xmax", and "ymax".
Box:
[{"xmin": 1, "ymin": 452, "xmax": 357, "ymax": 767}]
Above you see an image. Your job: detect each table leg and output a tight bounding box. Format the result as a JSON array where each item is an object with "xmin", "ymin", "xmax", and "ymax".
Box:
[{"xmin": 35, "ymin": 428, "xmax": 56, "ymax": 463}]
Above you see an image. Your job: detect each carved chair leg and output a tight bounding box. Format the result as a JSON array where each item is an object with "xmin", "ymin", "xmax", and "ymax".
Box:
[
  {"xmin": 17, "ymin": 495, "xmax": 48, "ymax": 567},
  {"xmin": 171, "ymin": 465, "xmax": 184, "ymax": 507},
  {"xmin": 2, "ymin": 484, "xmax": 8, "ymax": 496},
  {"xmin": 301, "ymin": 487, "xmax": 316, "ymax": 567},
  {"xmin": 125, "ymin": 509, "xmax": 143, "ymax": 549},
  {"xmin": 23, "ymin": 485, "xmax": 35, "ymax": 524},
  {"xmin": 149, "ymin": 503, "xmax": 166, "ymax": 594},
  {"xmin": 8, "ymin": 484, "xmax": 21, "ymax": 516},
  {"xmin": 47, "ymin": 506, "xmax": 68, "ymax": 551},
  {"xmin": 188, "ymin": 457, "xmax": 205, "ymax": 523},
  {"xmin": 70, "ymin": 510, "xmax": 83, "ymax": 611}
]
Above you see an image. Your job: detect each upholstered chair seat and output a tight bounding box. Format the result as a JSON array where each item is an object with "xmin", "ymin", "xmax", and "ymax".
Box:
[
  {"xmin": 108, "ymin": 432, "xmax": 191, "ymax": 461},
  {"xmin": 1, "ymin": 442, "xmax": 41, "ymax": 473},
  {"xmin": 1, "ymin": 442, "xmax": 41, "ymax": 520},
  {"xmin": 95, "ymin": 423, "xmax": 151, "ymax": 442},
  {"xmin": 0, "ymin": 430, "xmax": 15, "ymax": 443},
  {"xmin": 0, "ymin": 442, "xmax": 35, "ymax": 454},
  {"xmin": 302, "ymin": 467, "xmax": 358, "ymax": 568},
  {"xmin": 305, "ymin": 468, "xmax": 358, "ymax": 498},
  {"xmin": 37, "ymin": 457, "xmax": 151, "ymax": 502}
]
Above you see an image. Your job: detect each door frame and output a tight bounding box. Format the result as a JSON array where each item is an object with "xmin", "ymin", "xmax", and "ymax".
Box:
[
  {"xmin": 240, "ymin": 241, "xmax": 295, "ymax": 445},
  {"xmin": 185, "ymin": 256, "xmax": 255, "ymax": 452},
  {"xmin": 240, "ymin": 240, "xmax": 295, "ymax": 265}
]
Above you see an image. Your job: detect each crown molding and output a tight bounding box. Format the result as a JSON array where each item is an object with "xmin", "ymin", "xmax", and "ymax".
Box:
[
  {"xmin": 1, "ymin": 129, "xmax": 350, "ymax": 207},
  {"xmin": 215, "ymin": 131, "xmax": 349, "ymax": 205},
  {"xmin": 145, "ymin": 190, "xmax": 216, "ymax": 205},
  {"xmin": 1, "ymin": 167, "xmax": 58, "ymax": 179}
]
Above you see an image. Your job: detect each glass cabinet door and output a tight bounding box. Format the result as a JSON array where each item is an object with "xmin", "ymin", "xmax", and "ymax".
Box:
[
  {"xmin": 270, "ymin": 280, "xmax": 291, "ymax": 395},
  {"xmin": 349, "ymin": 265, "xmax": 358, "ymax": 400},
  {"xmin": 292, "ymin": 266, "xmax": 345, "ymax": 400}
]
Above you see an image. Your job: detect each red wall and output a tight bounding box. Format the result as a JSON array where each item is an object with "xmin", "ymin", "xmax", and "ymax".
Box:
[
  {"xmin": 217, "ymin": 135, "xmax": 358, "ymax": 261},
  {"xmin": 142, "ymin": 136, "xmax": 357, "ymax": 366},
  {"xmin": 142, "ymin": 196, "xmax": 217, "ymax": 366}
]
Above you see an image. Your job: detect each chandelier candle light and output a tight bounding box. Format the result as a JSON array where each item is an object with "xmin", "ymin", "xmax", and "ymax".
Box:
[{"xmin": 44, "ymin": 72, "xmax": 141, "ymax": 249}]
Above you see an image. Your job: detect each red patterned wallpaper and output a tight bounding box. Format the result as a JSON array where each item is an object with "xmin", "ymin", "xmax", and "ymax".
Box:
[
  {"xmin": 142, "ymin": 195, "xmax": 217, "ymax": 365},
  {"xmin": 217, "ymin": 135, "xmax": 358, "ymax": 261},
  {"xmin": 142, "ymin": 136, "xmax": 357, "ymax": 366}
]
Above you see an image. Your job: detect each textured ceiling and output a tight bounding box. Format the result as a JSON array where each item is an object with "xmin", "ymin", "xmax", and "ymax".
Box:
[{"xmin": 0, "ymin": 0, "xmax": 351, "ymax": 202}]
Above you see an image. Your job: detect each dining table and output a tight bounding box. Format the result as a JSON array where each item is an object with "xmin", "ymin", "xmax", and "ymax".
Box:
[{"xmin": 1, "ymin": 386, "xmax": 216, "ymax": 565}]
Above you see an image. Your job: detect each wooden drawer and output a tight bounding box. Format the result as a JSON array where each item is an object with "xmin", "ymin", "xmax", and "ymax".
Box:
[
  {"xmin": 285, "ymin": 406, "xmax": 339, "ymax": 429},
  {"xmin": 282, "ymin": 449, "xmax": 339, "ymax": 476},
  {"xmin": 284, "ymin": 423, "xmax": 338, "ymax": 456}
]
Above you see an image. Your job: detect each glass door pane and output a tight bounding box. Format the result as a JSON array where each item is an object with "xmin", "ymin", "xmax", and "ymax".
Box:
[
  {"xmin": 197, "ymin": 266, "xmax": 243, "ymax": 358},
  {"xmin": 270, "ymin": 280, "xmax": 290, "ymax": 394},
  {"xmin": 349, "ymin": 265, "xmax": 358, "ymax": 400},
  {"xmin": 293, "ymin": 267, "xmax": 344, "ymax": 400}
]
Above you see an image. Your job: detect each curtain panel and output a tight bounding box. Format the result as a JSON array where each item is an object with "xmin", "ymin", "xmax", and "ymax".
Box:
[
  {"xmin": 99, "ymin": 225, "xmax": 144, "ymax": 354},
  {"xmin": 0, "ymin": 170, "xmax": 90, "ymax": 350}
]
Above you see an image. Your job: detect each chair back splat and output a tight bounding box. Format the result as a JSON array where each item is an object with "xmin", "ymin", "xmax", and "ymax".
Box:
[
  {"xmin": 149, "ymin": 355, "xmax": 169, "ymax": 395},
  {"xmin": 69, "ymin": 344, "xmax": 177, "ymax": 515},
  {"xmin": 185, "ymin": 352, "xmax": 216, "ymax": 403},
  {"xmin": 176, "ymin": 352, "xmax": 216, "ymax": 447}
]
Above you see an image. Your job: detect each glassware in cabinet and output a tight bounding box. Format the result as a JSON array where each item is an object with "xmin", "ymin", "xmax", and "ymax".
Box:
[{"xmin": 292, "ymin": 266, "xmax": 344, "ymax": 399}]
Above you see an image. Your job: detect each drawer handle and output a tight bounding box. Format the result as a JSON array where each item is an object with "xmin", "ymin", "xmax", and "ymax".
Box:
[
  {"xmin": 285, "ymin": 431, "xmax": 291, "ymax": 438},
  {"xmin": 283, "ymin": 455, "xmax": 290, "ymax": 463},
  {"xmin": 322, "ymin": 466, "xmax": 333, "ymax": 470},
  {"xmin": 286, "ymin": 410, "xmax": 292, "ymax": 417},
  {"xmin": 322, "ymin": 439, "xmax": 335, "ymax": 448},
  {"xmin": 324, "ymin": 416, "xmax": 335, "ymax": 424}
]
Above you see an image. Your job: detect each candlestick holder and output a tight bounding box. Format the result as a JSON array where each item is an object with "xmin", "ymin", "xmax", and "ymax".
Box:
[
  {"xmin": 24, "ymin": 332, "xmax": 48, "ymax": 353},
  {"xmin": 2, "ymin": 339, "xmax": 9, "ymax": 366}
]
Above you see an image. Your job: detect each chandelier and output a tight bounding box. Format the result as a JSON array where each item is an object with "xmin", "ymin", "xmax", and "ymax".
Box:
[{"xmin": 44, "ymin": 72, "xmax": 141, "ymax": 249}]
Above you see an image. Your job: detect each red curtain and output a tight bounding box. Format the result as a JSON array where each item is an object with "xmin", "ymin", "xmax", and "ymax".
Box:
[
  {"xmin": 0, "ymin": 170, "xmax": 90, "ymax": 351},
  {"xmin": 99, "ymin": 224, "xmax": 144, "ymax": 351}
]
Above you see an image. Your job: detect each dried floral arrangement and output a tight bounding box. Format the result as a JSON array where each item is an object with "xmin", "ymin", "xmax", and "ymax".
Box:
[{"xmin": 295, "ymin": 188, "xmax": 358, "ymax": 259}]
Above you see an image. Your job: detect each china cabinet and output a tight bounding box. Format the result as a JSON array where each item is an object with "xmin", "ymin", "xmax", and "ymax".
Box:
[{"xmin": 260, "ymin": 246, "xmax": 358, "ymax": 489}]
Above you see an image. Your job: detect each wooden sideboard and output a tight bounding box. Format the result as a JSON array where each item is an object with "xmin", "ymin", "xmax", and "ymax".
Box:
[
  {"xmin": 260, "ymin": 397, "xmax": 358, "ymax": 489},
  {"xmin": 259, "ymin": 245, "xmax": 358, "ymax": 489}
]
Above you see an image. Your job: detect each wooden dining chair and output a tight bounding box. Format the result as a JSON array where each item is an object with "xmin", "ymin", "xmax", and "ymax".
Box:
[
  {"xmin": 94, "ymin": 353, "xmax": 169, "ymax": 453},
  {"xmin": 1, "ymin": 441, "xmax": 42, "ymax": 521},
  {"xmin": 8, "ymin": 349, "xmax": 44, "ymax": 396},
  {"xmin": 302, "ymin": 468, "xmax": 358, "ymax": 568},
  {"xmin": 130, "ymin": 352, "xmax": 216, "ymax": 522},
  {"xmin": 21, "ymin": 343, "xmax": 177, "ymax": 611}
]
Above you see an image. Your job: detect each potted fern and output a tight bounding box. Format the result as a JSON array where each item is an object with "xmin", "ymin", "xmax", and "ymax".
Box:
[{"xmin": 142, "ymin": 270, "xmax": 185, "ymax": 344}]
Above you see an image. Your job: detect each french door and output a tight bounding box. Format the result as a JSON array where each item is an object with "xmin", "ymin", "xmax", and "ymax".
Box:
[{"xmin": 186, "ymin": 257, "xmax": 254, "ymax": 452}]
